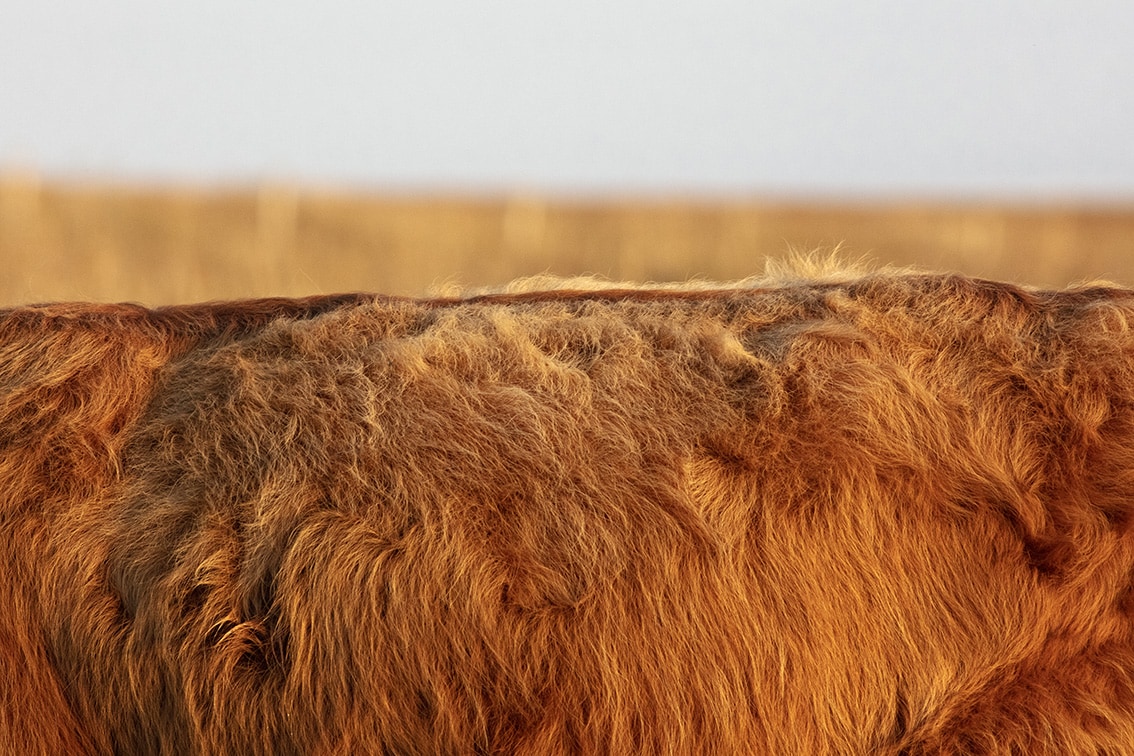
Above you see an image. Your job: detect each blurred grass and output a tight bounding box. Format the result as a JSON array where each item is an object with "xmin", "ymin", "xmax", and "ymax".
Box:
[{"xmin": 2, "ymin": 173, "xmax": 1133, "ymax": 305}]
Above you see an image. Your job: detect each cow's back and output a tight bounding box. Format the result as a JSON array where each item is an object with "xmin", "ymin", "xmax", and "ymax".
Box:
[{"xmin": 4, "ymin": 274, "xmax": 1134, "ymax": 753}]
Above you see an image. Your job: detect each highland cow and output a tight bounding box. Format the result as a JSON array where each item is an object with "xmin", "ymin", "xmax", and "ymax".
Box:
[{"xmin": 3, "ymin": 268, "xmax": 1134, "ymax": 754}]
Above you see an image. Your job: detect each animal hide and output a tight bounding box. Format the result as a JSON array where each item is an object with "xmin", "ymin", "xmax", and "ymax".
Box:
[{"xmin": 3, "ymin": 267, "xmax": 1133, "ymax": 754}]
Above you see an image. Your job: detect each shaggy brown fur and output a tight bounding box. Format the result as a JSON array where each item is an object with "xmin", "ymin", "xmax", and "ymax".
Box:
[{"xmin": 3, "ymin": 269, "xmax": 1134, "ymax": 754}]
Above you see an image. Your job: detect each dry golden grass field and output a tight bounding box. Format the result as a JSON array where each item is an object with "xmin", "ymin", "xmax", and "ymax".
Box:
[{"xmin": 2, "ymin": 173, "xmax": 1133, "ymax": 305}]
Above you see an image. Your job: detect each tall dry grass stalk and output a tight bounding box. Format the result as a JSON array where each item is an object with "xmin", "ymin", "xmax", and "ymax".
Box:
[{"xmin": 2, "ymin": 174, "xmax": 1132, "ymax": 305}]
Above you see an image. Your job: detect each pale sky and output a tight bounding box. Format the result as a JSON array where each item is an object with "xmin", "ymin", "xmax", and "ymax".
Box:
[{"xmin": 2, "ymin": 1, "xmax": 1132, "ymax": 198}]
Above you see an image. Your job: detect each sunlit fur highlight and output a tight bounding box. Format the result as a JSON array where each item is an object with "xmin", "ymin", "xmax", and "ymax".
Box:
[{"xmin": 3, "ymin": 267, "xmax": 1134, "ymax": 754}]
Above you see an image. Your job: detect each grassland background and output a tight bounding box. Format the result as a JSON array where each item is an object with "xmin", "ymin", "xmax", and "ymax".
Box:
[{"xmin": 2, "ymin": 173, "xmax": 1133, "ymax": 306}]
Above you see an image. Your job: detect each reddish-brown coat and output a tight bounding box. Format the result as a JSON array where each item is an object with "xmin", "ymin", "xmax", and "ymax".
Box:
[{"xmin": 3, "ymin": 272, "xmax": 1133, "ymax": 753}]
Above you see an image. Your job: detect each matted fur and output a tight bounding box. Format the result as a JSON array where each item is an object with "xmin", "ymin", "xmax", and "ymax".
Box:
[{"xmin": 3, "ymin": 268, "xmax": 1134, "ymax": 754}]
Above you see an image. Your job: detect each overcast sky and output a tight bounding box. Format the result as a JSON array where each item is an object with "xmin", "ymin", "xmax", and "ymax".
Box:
[{"xmin": 2, "ymin": 1, "xmax": 1132, "ymax": 198}]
